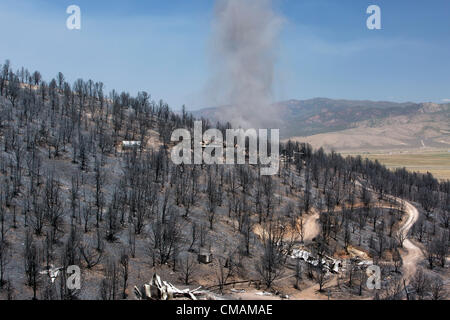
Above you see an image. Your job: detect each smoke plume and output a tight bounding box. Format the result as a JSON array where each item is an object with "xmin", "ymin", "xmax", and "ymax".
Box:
[{"xmin": 209, "ymin": 0, "xmax": 283, "ymax": 129}]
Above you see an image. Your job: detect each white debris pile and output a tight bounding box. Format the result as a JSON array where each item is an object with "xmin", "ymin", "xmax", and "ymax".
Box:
[
  {"xmin": 291, "ymin": 249, "xmax": 342, "ymax": 274},
  {"xmin": 134, "ymin": 274, "xmax": 209, "ymax": 301},
  {"xmin": 256, "ymin": 291, "xmax": 273, "ymax": 297},
  {"xmin": 356, "ymin": 259, "xmax": 374, "ymax": 268}
]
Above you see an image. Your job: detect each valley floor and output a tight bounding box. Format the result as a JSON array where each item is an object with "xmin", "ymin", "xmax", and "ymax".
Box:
[{"xmin": 343, "ymin": 149, "xmax": 450, "ymax": 181}]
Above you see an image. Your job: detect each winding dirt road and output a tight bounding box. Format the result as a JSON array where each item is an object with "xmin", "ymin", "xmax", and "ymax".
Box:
[
  {"xmin": 356, "ymin": 181, "xmax": 423, "ymax": 280},
  {"xmin": 234, "ymin": 185, "xmax": 423, "ymax": 300},
  {"xmin": 397, "ymin": 199, "xmax": 422, "ymax": 280},
  {"xmin": 292, "ymin": 190, "xmax": 424, "ymax": 298}
]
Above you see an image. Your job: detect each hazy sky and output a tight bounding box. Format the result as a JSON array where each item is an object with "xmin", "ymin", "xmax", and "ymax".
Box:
[{"xmin": 0, "ymin": 0, "xmax": 449, "ymax": 110}]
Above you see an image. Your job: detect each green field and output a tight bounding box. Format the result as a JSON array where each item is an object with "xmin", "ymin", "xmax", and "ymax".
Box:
[{"xmin": 344, "ymin": 150, "xmax": 450, "ymax": 181}]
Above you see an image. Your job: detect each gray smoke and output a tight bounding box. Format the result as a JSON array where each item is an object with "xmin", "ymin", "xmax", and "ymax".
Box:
[{"xmin": 209, "ymin": 0, "xmax": 283, "ymax": 129}]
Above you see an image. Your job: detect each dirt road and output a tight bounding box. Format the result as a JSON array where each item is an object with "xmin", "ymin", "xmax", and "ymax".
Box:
[
  {"xmin": 303, "ymin": 209, "xmax": 320, "ymax": 242},
  {"xmin": 232, "ymin": 185, "xmax": 423, "ymax": 300},
  {"xmin": 398, "ymin": 200, "xmax": 422, "ymax": 280},
  {"xmin": 356, "ymin": 181, "xmax": 423, "ymax": 279}
]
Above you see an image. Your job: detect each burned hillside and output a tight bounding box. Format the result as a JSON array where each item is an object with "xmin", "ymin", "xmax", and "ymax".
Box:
[{"xmin": 0, "ymin": 60, "xmax": 448, "ymax": 300}]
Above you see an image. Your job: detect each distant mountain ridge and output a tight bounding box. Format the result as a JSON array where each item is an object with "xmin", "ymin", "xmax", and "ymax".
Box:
[
  {"xmin": 194, "ymin": 98, "xmax": 450, "ymax": 151},
  {"xmin": 275, "ymin": 98, "xmax": 426, "ymax": 138}
]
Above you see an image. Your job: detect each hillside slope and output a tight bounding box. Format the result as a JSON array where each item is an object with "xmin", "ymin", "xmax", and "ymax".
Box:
[{"xmin": 0, "ymin": 62, "xmax": 448, "ymax": 301}]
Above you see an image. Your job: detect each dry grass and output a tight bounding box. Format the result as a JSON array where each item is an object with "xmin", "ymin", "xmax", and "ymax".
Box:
[{"xmin": 344, "ymin": 150, "xmax": 450, "ymax": 181}]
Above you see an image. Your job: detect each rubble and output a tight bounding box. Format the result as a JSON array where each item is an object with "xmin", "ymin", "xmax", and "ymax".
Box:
[
  {"xmin": 290, "ymin": 248, "xmax": 374, "ymax": 276},
  {"xmin": 134, "ymin": 274, "xmax": 210, "ymax": 301},
  {"xmin": 291, "ymin": 249, "xmax": 342, "ymax": 274}
]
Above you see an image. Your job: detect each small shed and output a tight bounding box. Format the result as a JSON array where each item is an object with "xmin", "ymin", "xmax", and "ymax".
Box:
[{"xmin": 198, "ymin": 252, "xmax": 213, "ymax": 264}]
